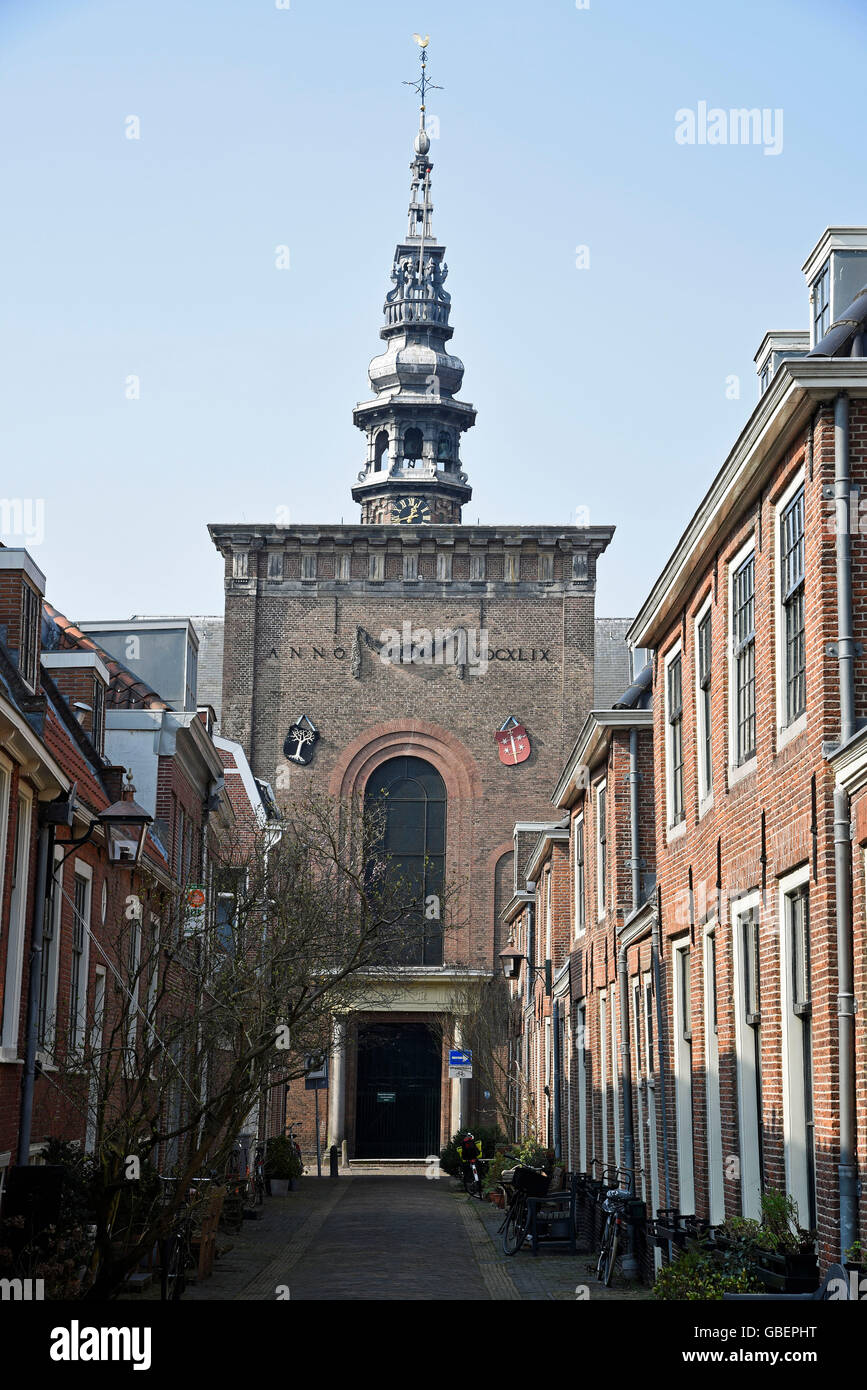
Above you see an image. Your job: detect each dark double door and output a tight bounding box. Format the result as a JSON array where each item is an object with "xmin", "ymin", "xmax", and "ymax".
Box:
[{"xmin": 355, "ymin": 1022, "xmax": 441, "ymax": 1159}]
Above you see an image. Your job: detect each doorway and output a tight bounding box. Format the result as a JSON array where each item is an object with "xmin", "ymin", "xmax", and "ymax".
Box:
[{"xmin": 355, "ymin": 1021, "xmax": 441, "ymax": 1159}]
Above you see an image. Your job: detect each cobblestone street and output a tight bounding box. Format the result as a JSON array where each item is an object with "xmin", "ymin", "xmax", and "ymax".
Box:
[{"xmin": 175, "ymin": 1176, "xmax": 651, "ymax": 1302}]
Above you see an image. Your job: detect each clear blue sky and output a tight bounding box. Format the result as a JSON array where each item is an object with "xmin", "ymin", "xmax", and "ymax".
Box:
[{"xmin": 1, "ymin": 0, "xmax": 864, "ymax": 621}]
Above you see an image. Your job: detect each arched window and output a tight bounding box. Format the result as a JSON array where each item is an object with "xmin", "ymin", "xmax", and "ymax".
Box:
[
  {"xmin": 403, "ymin": 427, "xmax": 423, "ymax": 466},
  {"xmin": 374, "ymin": 430, "xmax": 389, "ymax": 471},
  {"xmin": 436, "ymin": 431, "xmax": 452, "ymax": 466},
  {"xmin": 365, "ymin": 755, "xmax": 445, "ymax": 966}
]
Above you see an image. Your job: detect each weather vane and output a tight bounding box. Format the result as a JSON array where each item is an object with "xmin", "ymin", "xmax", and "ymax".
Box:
[{"xmin": 404, "ymin": 33, "xmax": 442, "ymax": 125}]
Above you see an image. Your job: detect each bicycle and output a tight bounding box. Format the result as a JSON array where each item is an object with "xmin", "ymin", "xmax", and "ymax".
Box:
[
  {"xmin": 595, "ymin": 1166, "xmax": 645, "ymax": 1287},
  {"xmin": 253, "ymin": 1144, "xmax": 266, "ymax": 1206},
  {"xmin": 156, "ymin": 1176, "xmax": 210, "ymax": 1301},
  {"xmin": 498, "ymin": 1158, "xmax": 550, "ymax": 1256}
]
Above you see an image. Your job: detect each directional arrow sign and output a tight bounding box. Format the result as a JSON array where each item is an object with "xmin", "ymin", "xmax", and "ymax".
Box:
[{"xmin": 449, "ymin": 1049, "xmax": 472, "ymax": 1066}]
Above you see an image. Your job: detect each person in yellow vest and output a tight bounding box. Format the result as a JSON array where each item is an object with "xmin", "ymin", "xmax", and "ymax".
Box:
[{"xmin": 459, "ymin": 1132, "xmax": 488, "ymax": 1192}]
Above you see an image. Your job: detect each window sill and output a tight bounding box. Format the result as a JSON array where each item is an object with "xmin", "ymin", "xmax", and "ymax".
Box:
[
  {"xmin": 666, "ymin": 819, "xmax": 687, "ymax": 845},
  {"xmin": 698, "ymin": 791, "xmax": 714, "ymax": 820},
  {"xmin": 777, "ymin": 712, "xmax": 807, "ymax": 753},
  {"xmin": 728, "ymin": 757, "xmax": 756, "ymax": 790},
  {"xmin": 0, "ymin": 1049, "xmax": 23, "ymax": 1065}
]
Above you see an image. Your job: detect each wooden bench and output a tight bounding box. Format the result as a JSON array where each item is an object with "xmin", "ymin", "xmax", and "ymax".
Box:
[{"xmin": 526, "ymin": 1167, "xmax": 578, "ymax": 1256}]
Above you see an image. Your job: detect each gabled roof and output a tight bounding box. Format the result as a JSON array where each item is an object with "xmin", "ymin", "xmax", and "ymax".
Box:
[{"xmin": 43, "ymin": 602, "xmax": 168, "ymax": 711}]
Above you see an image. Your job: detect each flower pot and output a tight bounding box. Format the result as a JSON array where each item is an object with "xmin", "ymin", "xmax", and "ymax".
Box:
[
  {"xmin": 489, "ymin": 1192, "xmax": 504, "ymax": 1209},
  {"xmin": 269, "ymin": 1178, "xmax": 290, "ymax": 1197},
  {"xmin": 755, "ymin": 1249, "xmax": 819, "ymax": 1294}
]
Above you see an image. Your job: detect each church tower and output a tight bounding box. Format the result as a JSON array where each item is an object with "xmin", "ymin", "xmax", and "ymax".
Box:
[{"xmin": 352, "ymin": 43, "xmax": 474, "ymax": 525}]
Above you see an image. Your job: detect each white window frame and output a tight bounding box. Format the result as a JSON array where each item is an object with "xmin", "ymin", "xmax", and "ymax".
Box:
[
  {"xmin": 599, "ymin": 989, "xmax": 609, "ymax": 1169},
  {"xmin": 0, "ymin": 754, "xmax": 12, "ymax": 924},
  {"xmin": 573, "ymin": 814, "xmax": 586, "ymax": 937},
  {"xmin": 694, "ymin": 596, "xmax": 714, "ymax": 812},
  {"xmin": 778, "ymin": 865, "xmax": 814, "ymax": 1231},
  {"xmin": 774, "ymin": 469, "xmax": 807, "ymax": 747},
  {"xmin": 671, "ymin": 935, "xmax": 695, "ymax": 1215},
  {"xmin": 1, "ymin": 786, "xmax": 33, "ymax": 1059},
  {"xmin": 727, "ymin": 536, "xmax": 757, "ymax": 783},
  {"xmin": 595, "ymin": 779, "xmax": 607, "ymax": 919},
  {"xmin": 575, "ymin": 1002, "xmax": 588, "ymax": 1173},
  {"xmin": 731, "ymin": 890, "xmax": 763, "ymax": 1218},
  {"xmin": 68, "ymin": 859, "xmax": 93, "ymax": 1058},
  {"xmin": 703, "ymin": 922, "xmax": 725, "ymax": 1225},
  {"xmin": 610, "ymin": 982, "xmax": 621, "ymax": 1169},
  {"xmin": 544, "ymin": 869, "xmax": 552, "ymax": 963},
  {"xmin": 664, "ymin": 641, "xmax": 686, "ymax": 836},
  {"xmin": 631, "ymin": 976, "xmax": 647, "ymax": 1202},
  {"xmin": 37, "ymin": 847, "xmax": 64, "ymax": 1065}
]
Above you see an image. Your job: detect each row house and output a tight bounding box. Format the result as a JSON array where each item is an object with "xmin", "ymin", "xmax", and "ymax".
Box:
[
  {"xmin": 627, "ymin": 226, "xmax": 867, "ymax": 1271},
  {"xmin": 0, "ymin": 561, "xmax": 274, "ymax": 1198},
  {"xmin": 501, "ymin": 226, "xmax": 867, "ymax": 1278}
]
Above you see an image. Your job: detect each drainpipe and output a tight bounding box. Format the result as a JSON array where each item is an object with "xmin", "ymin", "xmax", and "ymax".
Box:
[
  {"xmin": 552, "ymin": 997, "xmax": 562, "ymax": 1160},
  {"xmin": 652, "ymin": 896, "xmax": 673, "ymax": 1261},
  {"xmin": 833, "ymin": 390, "xmax": 858, "ymax": 1260},
  {"xmin": 834, "ymin": 786, "xmax": 857, "ymax": 1260},
  {"xmin": 628, "ymin": 728, "xmax": 641, "ymax": 910},
  {"xmin": 17, "ymin": 822, "xmax": 55, "ymax": 1165},
  {"xmin": 614, "ymin": 726, "xmax": 641, "ymax": 1277},
  {"xmin": 834, "ymin": 393, "xmax": 856, "ymax": 745}
]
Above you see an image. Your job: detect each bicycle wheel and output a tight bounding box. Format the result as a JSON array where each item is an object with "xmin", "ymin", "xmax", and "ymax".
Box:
[
  {"xmin": 502, "ymin": 1194, "xmax": 528, "ymax": 1256},
  {"xmin": 160, "ymin": 1235, "xmax": 185, "ymax": 1301},
  {"xmin": 601, "ymin": 1220, "xmax": 620, "ymax": 1287},
  {"xmin": 596, "ymin": 1214, "xmax": 613, "ymax": 1282}
]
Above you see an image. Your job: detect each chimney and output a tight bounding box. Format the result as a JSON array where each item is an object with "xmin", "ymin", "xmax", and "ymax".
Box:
[
  {"xmin": 41, "ymin": 651, "xmax": 110, "ymax": 754},
  {"xmin": 0, "ymin": 548, "xmax": 46, "ymax": 690}
]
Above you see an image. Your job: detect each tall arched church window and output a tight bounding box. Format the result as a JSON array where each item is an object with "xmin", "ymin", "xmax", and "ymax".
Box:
[{"xmin": 365, "ymin": 755, "xmax": 445, "ymax": 966}]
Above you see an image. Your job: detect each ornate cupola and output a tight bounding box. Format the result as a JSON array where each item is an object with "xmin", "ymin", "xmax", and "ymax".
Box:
[{"xmin": 352, "ymin": 38, "xmax": 475, "ymax": 526}]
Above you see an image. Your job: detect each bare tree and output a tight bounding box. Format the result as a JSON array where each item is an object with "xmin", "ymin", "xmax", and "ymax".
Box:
[{"xmin": 44, "ymin": 787, "xmax": 434, "ymax": 1299}]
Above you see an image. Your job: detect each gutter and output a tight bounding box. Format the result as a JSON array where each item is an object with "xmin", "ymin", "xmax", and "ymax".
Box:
[{"xmin": 829, "ymin": 390, "xmax": 859, "ymax": 1262}]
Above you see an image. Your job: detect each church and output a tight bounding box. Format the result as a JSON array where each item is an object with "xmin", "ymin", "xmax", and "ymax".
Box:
[{"xmin": 209, "ymin": 47, "xmax": 618, "ymax": 1162}]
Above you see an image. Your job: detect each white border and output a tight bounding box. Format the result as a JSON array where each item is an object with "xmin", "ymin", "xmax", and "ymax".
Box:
[
  {"xmin": 731, "ymin": 890, "xmax": 763, "ymax": 1218},
  {"xmin": 671, "ymin": 934, "xmax": 696, "ymax": 1216},
  {"xmin": 778, "ymin": 864, "xmax": 813, "ymax": 1227},
  {"xmin": 774, "ymin": 469, "xmax": 807, "ymax": 748},
  {"xmin": 728, "ymin": 535, "xmax": 757, "ymax": 784},
  {"xmin": 694, "ymin": 595, "xmax": 714, "ymax": 813}
]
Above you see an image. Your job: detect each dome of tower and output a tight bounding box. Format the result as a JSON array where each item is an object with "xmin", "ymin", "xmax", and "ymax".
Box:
[
  {"xmin": 414, "ymin": 127, "xmax": 431, "ymax": 155},
  {"xmin": 367, "ymin": 339, "xmax": 465, "ymax": 398}
]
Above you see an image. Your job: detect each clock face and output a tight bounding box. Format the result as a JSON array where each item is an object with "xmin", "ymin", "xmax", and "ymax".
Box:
[{"xmin": 392, "ymin": 495, "xmax": 431, "ymax": 524}]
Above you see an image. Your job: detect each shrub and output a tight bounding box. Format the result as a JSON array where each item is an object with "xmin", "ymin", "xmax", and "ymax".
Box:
[
  {"xmin": 264, "ymin": 1136, "xmax": 303, "ymax": 1180},
  {"xmin": 438, "ymin": 1126, "xmax": 504, "ymax": 1178},
  {"xmin": 653, "ymin": 1239, "xmax": 762, "ymax": 1300},
  {"xmin": 481, "ymin": 1136, "xmax": 548, "ymax": 1194}
]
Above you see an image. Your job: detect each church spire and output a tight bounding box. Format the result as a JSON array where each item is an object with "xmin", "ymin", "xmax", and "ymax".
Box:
[{"xmin": 352, "ymin": 37, "xmax": 475, "ymax": 526}]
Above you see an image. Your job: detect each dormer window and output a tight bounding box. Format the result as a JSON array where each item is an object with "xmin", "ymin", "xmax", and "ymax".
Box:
[
  {"xmin": 20, "ymin": 581, "xmax": 39, "ymax": 689},
  {"xmin": 812, "ymin": 262, "xmax": 830, "ymax": 344}
]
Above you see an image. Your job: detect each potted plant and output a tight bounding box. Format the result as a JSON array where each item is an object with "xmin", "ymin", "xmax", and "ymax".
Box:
[
  {"xmin": 751, "ymin": 1191, "xmax": 818, "ymax": 1293},
  {"xmin": 264, "ymin": 1136, "xmax": 303, "ymax": 1196},
  {"xmin": 653, "ymin": 1237, "xmax": 762, "ymax": 1300}
]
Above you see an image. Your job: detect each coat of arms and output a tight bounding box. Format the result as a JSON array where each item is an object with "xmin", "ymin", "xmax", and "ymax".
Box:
[
  {"xmin": 284, "ymin": 714, "xmax": 320, "ymax": 766},
  {"xmin": 495, "ymin": 717, "xmax": 530, "ymax": 766}
]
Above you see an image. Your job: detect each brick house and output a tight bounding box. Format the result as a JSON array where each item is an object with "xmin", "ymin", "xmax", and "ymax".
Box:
[{"xmin": 626, "ymin": 226, "xmax": 867, "ymax": 1269}]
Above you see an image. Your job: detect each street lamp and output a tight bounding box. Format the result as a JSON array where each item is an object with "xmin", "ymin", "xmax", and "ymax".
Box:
[
  {"xmin": 498, "ymin": 947, "xmax": 552, "ymax": 996},
  {"xmin": 99, "ymin": 774, "xmax": 153, "ymax": 865}
]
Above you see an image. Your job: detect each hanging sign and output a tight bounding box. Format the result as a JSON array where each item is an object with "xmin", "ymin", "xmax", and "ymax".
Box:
[{"xmin": 495, "ymin": 717, "xmax": 530, "ymax": 766}]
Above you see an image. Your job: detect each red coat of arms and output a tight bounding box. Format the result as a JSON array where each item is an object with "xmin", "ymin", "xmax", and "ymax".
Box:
[{"xmin": 495, "ymin": 720, "xmax": 530, "ymax": 766}]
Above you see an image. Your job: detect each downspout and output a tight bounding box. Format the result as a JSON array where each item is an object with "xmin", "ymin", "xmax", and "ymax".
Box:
[
  {"xmin": 552, "ymin": 997, "xmax": 562, "ymax": 1160},
  {"xmin": 616, "ymin": 725, "xmax": 641, "ymax": 1277},
  {"xmin": 652, "ymin": 892, "xmax": 673, "ymax": 1261},
  {"xmin": 833, "ymin": 390, "xmax": 858, "ymax": 1260},
  {"xmin": 17, "ymin": 821, "xmax": 55, "ymax": 1165}
]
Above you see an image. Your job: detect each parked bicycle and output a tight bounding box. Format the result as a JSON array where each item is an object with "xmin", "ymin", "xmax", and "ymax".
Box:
[
  {"xmin": 459, "ymin": 1133, "xmax": 488, "ymax": 1198},
  {"xmin": 498, "ymin": 1156, "xmax": 550, "ymax": 1256},
  {"xmin": 157, "ymin": 1175, "xmax": 212, "ymax": 1300},
  {"xmin": 595, "ymin": 1166, "xmax": 645, "ymax": 1287}
]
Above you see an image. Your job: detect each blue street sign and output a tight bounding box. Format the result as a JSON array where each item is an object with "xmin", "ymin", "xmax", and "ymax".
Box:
[{"xmin": 449, "ymin": 1049, "xmax": 472, "ymax": 1066}]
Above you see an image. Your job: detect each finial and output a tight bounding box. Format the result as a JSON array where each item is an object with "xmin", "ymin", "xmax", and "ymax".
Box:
[{"xmin": 405, "ymin": 33, "xmax": 441, "ymax": 152}]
